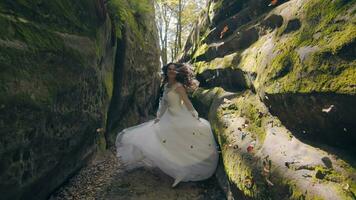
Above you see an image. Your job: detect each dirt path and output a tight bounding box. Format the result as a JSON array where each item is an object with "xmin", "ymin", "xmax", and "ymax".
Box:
[{"xmin": 49, "ymin": 148, "xmax": 225, "ymax": 200}]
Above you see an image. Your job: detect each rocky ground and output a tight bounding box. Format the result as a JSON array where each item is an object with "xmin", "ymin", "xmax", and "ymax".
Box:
[{"xmin": 48, "ymin": 148, "xmax": 226, "ymax": 200}]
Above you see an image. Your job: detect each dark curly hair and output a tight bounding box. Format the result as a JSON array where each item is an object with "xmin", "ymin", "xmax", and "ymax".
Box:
[{"xmin": 161, "ymin": 62, "xmax": 199, "ymax": 92}]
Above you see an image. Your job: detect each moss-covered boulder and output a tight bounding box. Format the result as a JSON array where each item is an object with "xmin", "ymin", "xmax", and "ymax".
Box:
[
  {"xmin": 0, "ymin": 0, "xmax": 160, "ymax": 199},
  {"xmin": 182, "ymin": 0, "xmax": 356, "ymax": 199},
  {"xmin": 0, "ymin": 1, "xmax": 114, "ymax": 199},
  {"xmin": 182, "ymin": 0, "xmax": 355, "ymax": 153},
  {"xmin": 241, "ymin": 0, "xmax": 356, "ymax": 151},
  {"xmin": 192, "ymin": 88, "xmax": 356, "ymax": 199}
]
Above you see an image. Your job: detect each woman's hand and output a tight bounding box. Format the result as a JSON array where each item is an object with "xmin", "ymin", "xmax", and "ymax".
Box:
[{"xmin": 191, "ymin": 110, "xmax": 199, "ymax": 120}]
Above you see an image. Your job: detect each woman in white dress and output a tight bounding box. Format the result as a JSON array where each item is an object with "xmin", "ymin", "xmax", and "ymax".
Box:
[{"xmin": 115, "ymin": 62, "xmax": 219, "ymax": 187}]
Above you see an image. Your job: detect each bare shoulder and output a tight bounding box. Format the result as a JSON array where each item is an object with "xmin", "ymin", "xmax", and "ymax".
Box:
[
  {"xmin": 175, "ymin": 82, "xmax": 183, "ymax": 88},
  {"xmin": 175, "ymin": 83, "xmax": 186, "ymax": 93}
]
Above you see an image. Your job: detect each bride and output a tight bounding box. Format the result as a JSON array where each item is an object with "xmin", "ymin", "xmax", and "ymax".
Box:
[{"xmin": 115, "ymin": 62, "xmax": 219, "ymax": 187}]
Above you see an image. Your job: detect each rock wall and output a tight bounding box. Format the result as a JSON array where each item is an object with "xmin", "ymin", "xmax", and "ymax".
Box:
[
  {"xmin": 0, "ymin": 0, "xmax": 160, "ymax": 199},
  {"xmin": 183, "ymin": 0, "xmax": 356, "ymax": 199},
  {"xmin": 106, "ymin": 0, "xmax": 161, "ymax": 145}
]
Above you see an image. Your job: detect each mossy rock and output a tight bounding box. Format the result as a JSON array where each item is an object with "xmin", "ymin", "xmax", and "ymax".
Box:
[
  {"xmin": 0, "ymin": 0, "xmax": 116, "ymax": 199},
  {"xmin": 106, "ymin": 0, "xmax": 161, "ymax": 145},
  {"xmin": 258, "ymin": 0, "xmax": 356, "ymax": 95},
  {"xmin": 192, "ymin": 87, "xmax": 356, "ymax": 199},
  {"xmin": 0, "ymin": 0, "xmax": 101, "ymax": 37},
  {"xmin": 188, "ymin": 0, "xmax": 355, "ymax": 95},
  {"xmin": 193, "ymin": 52, "xmax": 240, "ymax": 74}
]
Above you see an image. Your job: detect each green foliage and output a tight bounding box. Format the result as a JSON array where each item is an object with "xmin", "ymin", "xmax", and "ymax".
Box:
[
  {"xmin": 107, "ymin": 0, "xmax": 128, "ymax": 39},
  {"xmin": 156, "ymin": 0, "xmax": 206, "ymax": 62},
  {"xmin": 107, "ymin": 0, "xmax": 152, "ymax": 40},
  {"xmin": 128, "ymin": 0, "xmax": 152, "ymax": 15}
]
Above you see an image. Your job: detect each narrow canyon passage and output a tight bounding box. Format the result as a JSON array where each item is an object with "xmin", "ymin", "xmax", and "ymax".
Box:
[{"xmin": 0, "ymin": 0, "xmax": 355, "ymax": 200}]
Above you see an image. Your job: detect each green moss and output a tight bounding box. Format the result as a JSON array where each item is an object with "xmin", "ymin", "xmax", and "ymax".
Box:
[
  {"xmin": 264, "ymin": 22, "xmax": 354, "ymax": 94},
  {"xmin": 222, "ymin": 146, "xmax": 257, "ymax": 197},
  {"xmin": 107, "ymin": 0, "xmax": 152, "ymax": 42},
  {"xmin": 1, "ymin": 45, "xmax": 88, "ymax": 113},
  {"xmin": 128, "ymin": 0, "xmax": 152, "ymax": 16},
  {"xmin": 195, "ymin": 87, "xmax": 356, "ymax": 199},
  {"xmin": 210, "ymin": 91, "xmax": 268, "ymax": 146},
  {"xmin": 193, "ymin": 52, "xmax": 239, "ymax": 74},
  {"xmin": 97, "ymin": 133, "xmax": 107, "ymax": 151},
  {"xmin": 207, "ymin": 0, "xmax": 223, "ymax": 21},
  {"xmin": 238, "ymin": 35, "xmax": 269, "ymax": 73},
  {"xmin": 324, "ymin": 23, "xmax": 356, "ymax": 54},
  {"xmin": 0, "ymin": 15, "xmax": 65, "ymax": 51},
  {"xmin": 192, "ymin": 87, "xmax": 223, "ymax": 107},
  {"xmin": 304, "ymin": 0, "xmax": 352, "ymax": 27},
  {"xmin": 192, "ymin": 43, "xmax": 209, "ymax": 60},
  {"xmin": 212, "ymin": 106, "xmax": 256, "ymax": 197},
  {"xmin": 104, "ymin": 72, "xmax": 114, "ymax": 99},
  {"xmin": 284, "ymin": 180, "xmax": 318, "ymax": 200},
  {"xmin": 207, "ymin": 90, "xmax": 272, "ymax": 198},
  {"xmin": 274, "ymin": 42, "xmax": 355, "ymax": 94},
  {"xmin": 0, "ymin": 0, "xmax": 99, "ymax": 37},
  {"xmin": 253, "ymin": 0, "xmax": 356, "ymax": 95},
  {"xmin": 311, "ymin": 165, "xmax": 342, "ymax": 182},
  {"xmin": 0, "ymin": 21, "xmax": 88, "ymax": 106}
]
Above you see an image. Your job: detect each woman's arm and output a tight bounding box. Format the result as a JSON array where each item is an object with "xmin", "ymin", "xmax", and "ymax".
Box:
[
  {"xmin": 156, "ymin": 95, "xmax": 168, "ymax": 119},
  {"xmin": 155, "ymin": 84, "xmax": 168, "ymax": 123},
  {"xmin": 175, "ymin": 84, "xmax": 199, "ymax": 119}
]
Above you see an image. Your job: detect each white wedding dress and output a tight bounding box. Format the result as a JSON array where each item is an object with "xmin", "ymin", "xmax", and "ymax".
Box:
[{"xmin": 115, "ymin": 82, "xmax": 219, "ymax": 186}]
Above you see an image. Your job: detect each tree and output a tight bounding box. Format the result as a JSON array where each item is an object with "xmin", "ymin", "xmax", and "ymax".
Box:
[
  {"xmin": 155, "ymin": 0, "xmax": 205, "ymax": 63},
  {"xmin": 155, "ymin": 0, "xmax": 173, "ymax": 65}
]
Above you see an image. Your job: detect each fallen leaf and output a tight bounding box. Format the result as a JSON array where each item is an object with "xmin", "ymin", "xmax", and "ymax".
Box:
[
  {"xmin": 271, "ymin": 0, "xmax": 278, "ymax": 5},
  {"xmin": 266, "ymin": 178, "xmax": 274, "ymax": 186},
  {"xmin": 322, "ymin": 105, "xmax": 334, "ymax": 113},
  {"xmin": 220, "ymin": 25, "xmax": 229, "ymax": 39}
]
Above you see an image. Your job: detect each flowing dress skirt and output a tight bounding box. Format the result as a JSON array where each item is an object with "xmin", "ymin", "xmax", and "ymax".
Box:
[{"xmin": 115, "ymin": 98, "xmax": 219, "ymax": 185}]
